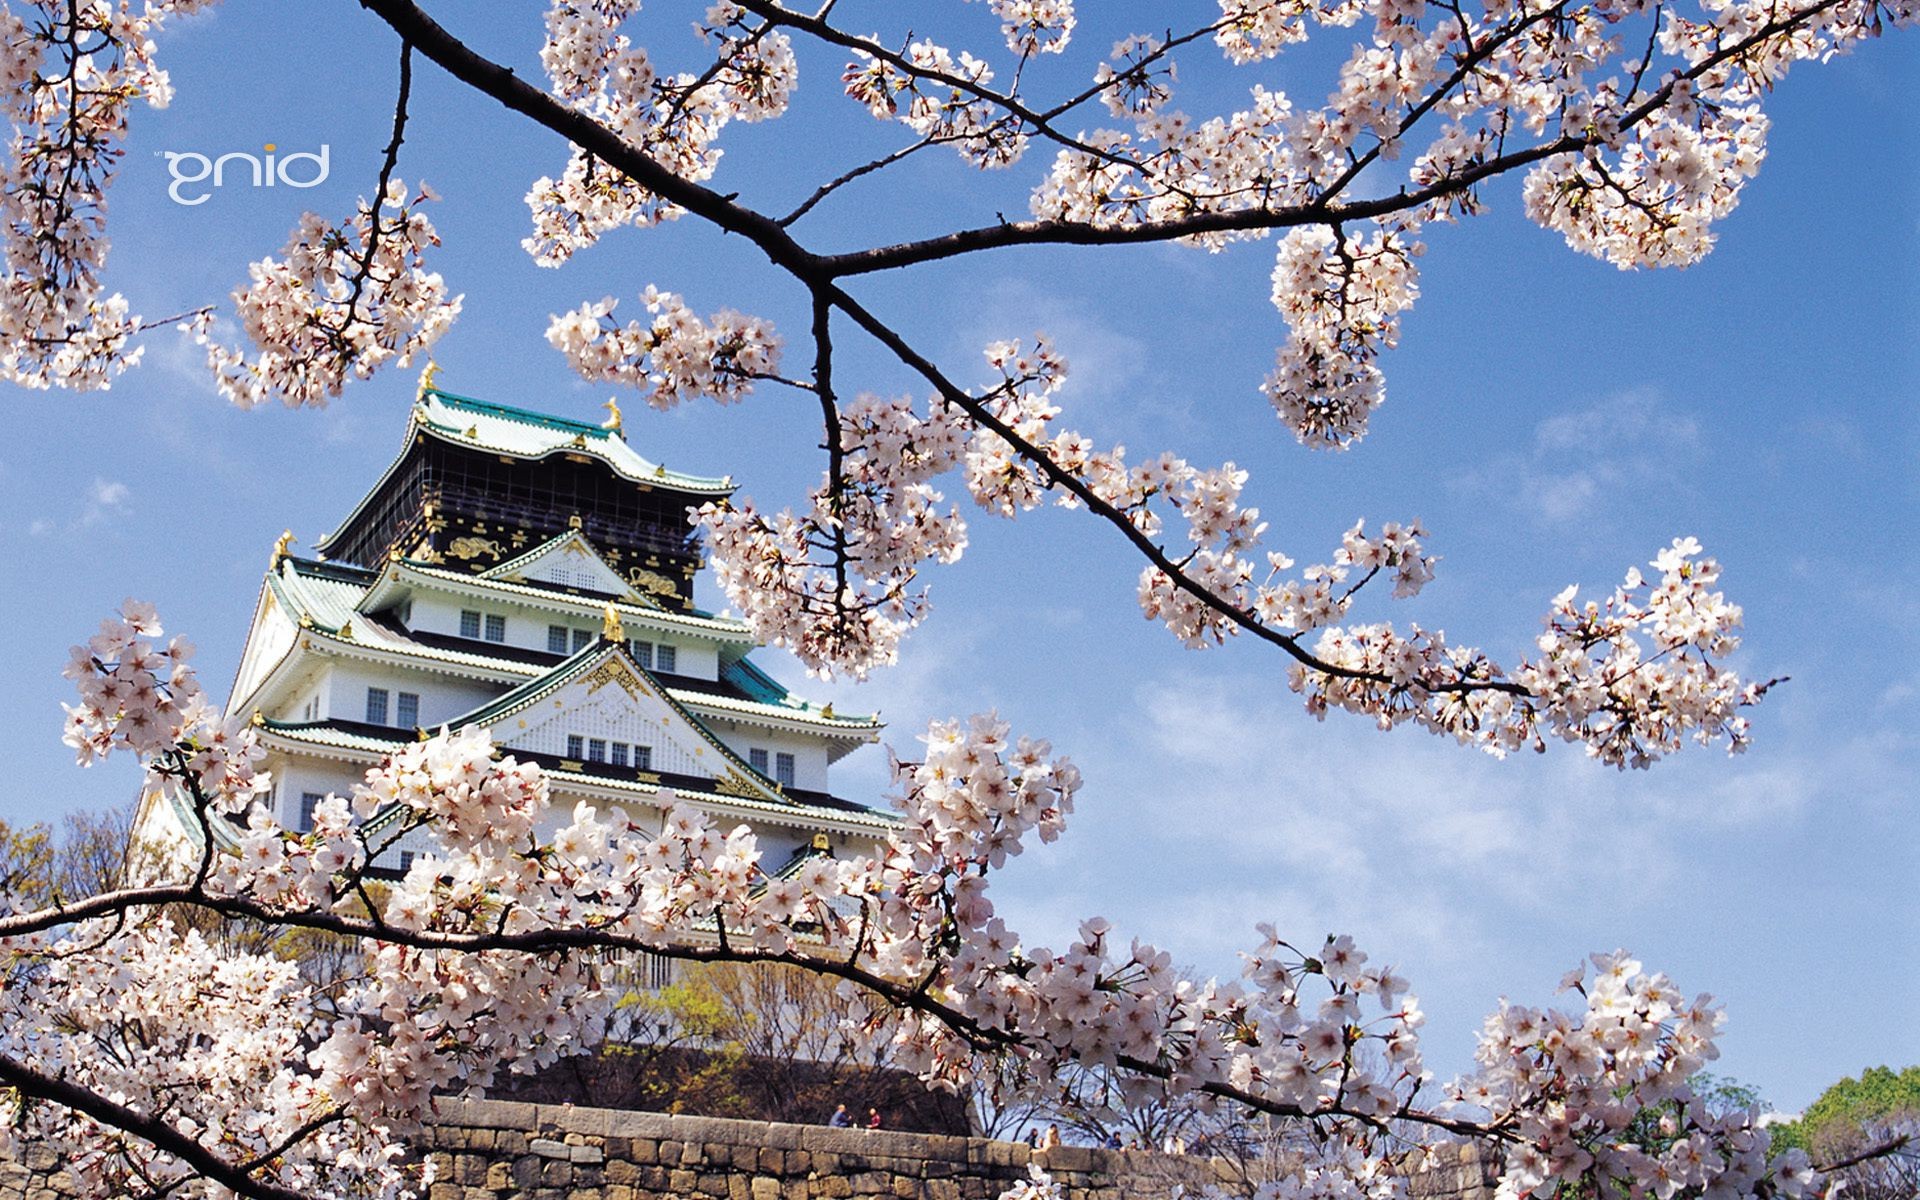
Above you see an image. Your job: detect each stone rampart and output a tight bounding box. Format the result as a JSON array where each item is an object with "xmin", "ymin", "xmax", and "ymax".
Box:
[{"xmin": 1, "ymin": 1098, "xmax": 1501, "ymax": 1200}]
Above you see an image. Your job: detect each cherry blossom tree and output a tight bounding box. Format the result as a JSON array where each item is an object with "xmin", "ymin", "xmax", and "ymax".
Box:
[{"xmin": 0, "ymin": 1, "xmax": 1911, "ymax": 1197}]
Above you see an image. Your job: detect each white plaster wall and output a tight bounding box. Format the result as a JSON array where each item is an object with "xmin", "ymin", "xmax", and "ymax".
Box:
[
  {"xmin": 325, "ymin": 659, "xmax": 504, "ymax": 729},
  {"xmin": 404, "ymin": 589, "xmax": 721, "ymax": 680},
  {"xmin": 708, "ymin": 725, "xmax": 832, "ymax": 793}
]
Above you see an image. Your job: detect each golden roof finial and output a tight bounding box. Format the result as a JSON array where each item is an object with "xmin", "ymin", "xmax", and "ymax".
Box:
[
  {"xmin": 602, "ymin": 602, "xmax": 625, "ymax": 644},
  {"xmin": 270, "ymin": 529, "xmax": 294, "ymax": 568},
  {"xmin": 602, "ymin": 396, "xmax": 624, "ymax": 437},
  {"xmin": 417, "ymin": 358, "xmax": 441, "ymax": 398}
]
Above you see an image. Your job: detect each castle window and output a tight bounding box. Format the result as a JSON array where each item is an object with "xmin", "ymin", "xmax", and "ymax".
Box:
[
  {"xmin": 655, "ymin": 643, "xmax": 677, "ymax": 673},
  {"xmin": 483, "ymin": 614, "xmax": 507, "ymax": 642},
  {"xmin": 396, "ymin": 691, "xmax": 419, "ymax": 728},
  {"xmin": 572, "ymin": 628, "xmax": 592, "ymax": 652},
  {"xmin": 298, "ymin": 791, "xmax": 323, "ymax": 831},
  {"xmin": 460, "ymin": 609, "xmax": 482, "ymax": 638},
  {"xmin": 398, "ymin": 850, "xmax": 416, "ymax": 874},
  {"xmin": 548, "ymin": 624, "xmax": 569, "ymax": 654},
  {"xmin": 365, "ymin": 687, "xmax": 389, "ymax": 725},
  {"xmin": 587, "ymin": 738, "xmax": 607, "ymax": 763},
  {"xmin": 628, "ymin": 639, "xmax": 653, "ymax": 669},
  {"xmin": 610, "ymin": 742, "xmax": 628, "ymax": 768},
  {"xmin": 566, "ymin": 735, "xmax": 584, "ymax": 759},
  {"xmin": 635, "ymin": 745, "xmax": 652, "ymax": 771},
  {"xmin": 775, "ymin": 752, "xmax": 796, "ymax": 788},
  {"xmin": 748, "ymin": 747, "xmax": 768, "ymax": 774}
]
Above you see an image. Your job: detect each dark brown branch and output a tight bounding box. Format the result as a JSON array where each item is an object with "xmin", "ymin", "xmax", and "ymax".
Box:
[
  {"xmin": 355, "ymin": 0, "xmax": 822, "ymax": 281},
  {"xmin": 819, "ymin": 279, "xmax": 1529, "ymax": 696}
]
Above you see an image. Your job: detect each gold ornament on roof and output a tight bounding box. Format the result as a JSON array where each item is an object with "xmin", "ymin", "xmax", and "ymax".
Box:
[
  {"xmin": 270, "ymin": 529, "xmax": 294, "ymax": 568},
  {"xmin": 602, "ymin": 396, "xmax": 624, "ymax": 437},
  {"xmin": 602, "ymin": 602, "xmax": 625, "ymax": 643},
  {"xmin": 417, "ymin": 359, "xmax": 441, "ymax": 397}
]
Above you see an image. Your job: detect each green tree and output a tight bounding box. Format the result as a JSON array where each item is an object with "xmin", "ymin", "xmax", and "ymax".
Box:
[{"xmin": 1770, "ymin": 1067, "xmax": 1919, "ymax": 1200}]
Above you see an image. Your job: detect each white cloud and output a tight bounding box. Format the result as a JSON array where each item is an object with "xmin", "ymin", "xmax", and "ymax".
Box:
[
  {"xmin": 1454, "ymin": 388, "xmax": 1703, "ymax": 528},
  {"xmin": 28, "ymin": 476, "xmax": 131, "ymax": 536}
]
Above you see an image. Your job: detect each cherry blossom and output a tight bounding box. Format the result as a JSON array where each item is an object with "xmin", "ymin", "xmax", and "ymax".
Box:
[
  {"xmin": 546, "ymin": 285, "xmax": 781, "ymax": 408},
  {"xmin": 200, "ymin": 180, "xmax": 461, "ymax": 408},
  {"xmin": 0, "ymin": 609, "xmax": 1847, "ymax": 1199}
]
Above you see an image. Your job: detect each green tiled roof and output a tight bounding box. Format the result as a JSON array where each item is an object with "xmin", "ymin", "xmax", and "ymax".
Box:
[{"xmin": 416, "ymin": 389, "xmax": 732, "ymax": 492}]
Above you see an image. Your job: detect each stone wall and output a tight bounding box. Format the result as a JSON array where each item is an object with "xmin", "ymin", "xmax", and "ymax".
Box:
[
  {"xmin": 1, "ymin": 1099, "xmax": 1502, "ymax": 1200},
  {"xmin": 414, "ymin": 1098, "xmax": 1230, "ymax": 1200}
]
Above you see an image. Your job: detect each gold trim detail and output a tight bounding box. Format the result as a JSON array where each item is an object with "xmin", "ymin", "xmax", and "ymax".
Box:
[
  {"xmin": 627, "ymin": 568, "xmax": 679, "ymax": 599},
  {"xmin": 585, "ymin": 656, "xmax": 644, "ymax": 700},
  {"xmin": 447, "ymin": 536, "xmax": 504, "ymax": 562},
  {"xmin": 713, "ymin": 769, "xmax": 768, "ymax": 799}
]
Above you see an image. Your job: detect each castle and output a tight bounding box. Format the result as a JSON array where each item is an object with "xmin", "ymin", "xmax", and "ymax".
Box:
[{"xmin": 135, "ymin": 381, "xmax": 896, "ymax": 888}]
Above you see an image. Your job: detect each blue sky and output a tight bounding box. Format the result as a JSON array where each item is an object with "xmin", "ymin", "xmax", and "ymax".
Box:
[{"xmin": 0, "ymin": 3, "xmax": 1912, "ymax": 1113}]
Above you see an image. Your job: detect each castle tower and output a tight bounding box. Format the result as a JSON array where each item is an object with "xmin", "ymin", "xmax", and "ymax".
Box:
[{"xmin": 137, "ymin": 385, "xmax": 896, "ymax": 881}]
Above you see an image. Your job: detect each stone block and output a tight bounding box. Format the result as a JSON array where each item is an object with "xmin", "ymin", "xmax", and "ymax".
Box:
[
  {"xmin": 574, "ymin": 1143, "xmax": 608, "ymax": 1164},
  {"xmin": 512, "ymin": 1156, "xmax": 544, "ymax": 1189},
  {"xmin": 531, "ymin": 1138, "xmax": 572, "ymax": 1159}
]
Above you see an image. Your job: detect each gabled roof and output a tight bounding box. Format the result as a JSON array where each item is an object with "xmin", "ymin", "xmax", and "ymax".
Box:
[
  {"xmin": 480, "ymin": 529, "xmax": 641, "ymax": 601},
  {"xmin": 315, "ymin": 389, "xmax": 734, "ymax": 556},
  {"xmin": 452, "ymin": 638, "xmax": 794, "ymax": 807}
]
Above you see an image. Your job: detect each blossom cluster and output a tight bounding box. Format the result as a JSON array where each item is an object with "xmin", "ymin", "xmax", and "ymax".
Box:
[
  {"xmin": 0, "ymin": 918, "xmax": 413, "ymax": 1199},
  {"xmin": 0, "ymin": 0, "xmax": 217, "ymax": 391},
  {"xmin": 1293, "ymin": 537, "xmax": 1769, "ymax": 768},
  {"xmin": 60, "ymin": 599, "xmax": 268, "ymax": 813},
  {"xmin": 525, "ymin": 0, "xmax": 798, "ymax": 264},
  {"xmin": 843, "ymin": 39, "xmax": 1029, "ymax": 168},
  {"xmin": 545, "ymin": 284, "xmax": 780, "ymax": 409},
  {"xmin": 696, "ymin": 391, "xmax": 971, "ymax": 678},
  {"xmin": 200, "ymin": 180, "xmax": 462, "ymax": 408},
  {"xmin": 1262, "ymin": 226, "xmax": 1422, "ymax": 449},
  {"xmin": 972, "ymin": 0, "xmax": 1077, "ymax": 56}
]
